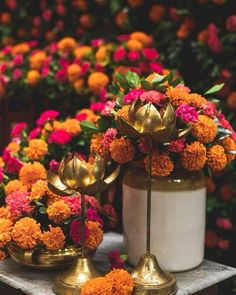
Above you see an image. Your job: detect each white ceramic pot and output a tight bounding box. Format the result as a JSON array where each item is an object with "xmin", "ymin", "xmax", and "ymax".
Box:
[{"xmin": 122, "ymin": 163, "xmax": 206, "ymax": 272}]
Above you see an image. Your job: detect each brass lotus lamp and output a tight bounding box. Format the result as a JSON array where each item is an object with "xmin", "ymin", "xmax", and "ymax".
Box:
[
  {"xmin": 48, "ymin": 153, "xmax": 120, "ymax": 295},
  {"xmin": 117, "ymin": 100, "xmax": 190, "ymax": 295}
]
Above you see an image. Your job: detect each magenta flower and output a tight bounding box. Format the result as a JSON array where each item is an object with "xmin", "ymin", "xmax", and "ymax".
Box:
[
  {"xmin": 29, "ymin": 127, "xmax": 41, "ymax": 139},
  {"xmin": 140, "ymin": 90, "xmax": 165, "ymax": 105},
  {"xmin": 201, "ymin": 102, "xmax": 216, "ymax": 118},
  {"xmin": 216, "ymin": 218, "xmax": 233, "ymax": 230},
  {"xmin": 75, "ymin": 112, "xmax": 88, "ymax": 121},
  {"xmin": 101, "ymin": 101, "xmax": 116, "ymax": 116},
  {"xmin": 36, "ymin": 110, "xmax": 59, "ymax": 126},
  {"xmin": 55, "ymin": 68, "xmax": 67, "ymax": 83},
  {"xmin": 62, "ymin": 195, "xmax": 81, "ymax": 215},
  {"xmin": 176, "ymin": 104, "xmax": 198, "ymax": 123},
  {"xmin": 32, "ymin": 16, "xmax": 41, "ymax": 26},
  {"xmin": 143, "ymin": 48, "xmax": 159, "ymax": 60},
  {"xmin": 85, "ymin": 195, "xmax": 102, "ymax": 211},
  {"xmin": 102, "ymin": 128, "xmax": 117, "ymax": 149},
  {"xmin": 123, "ymin": 89, "xmax": 145, "ymax": 104},
  {"xmin": 12, "ymin": 54, "xmax": 23, "ymax": 66},
  {"xmin": 0, "ymin": 168, "xmax": 4, "ymax": 183},
  {"xmin": 90, "ymin": 102, "xmax": 106, "ymax": 112},
  {"xmin": 116, "ymin": 35, "xmax": 129, "ymax": 42},
  {"xmin": 6, "ymin": 192, "xmax": 33, "ymax": 218},
  {"xmin": 49, "ymin": 159, "xmax": 60, "ymax": 173},
  {"xmin": 70, "ymin": 220, "xmax": 89, "ymax": 245},
  {"xmin": 102, "ymin": 204, "xmax": 117, "ymax": 228},
  {"xmin": 109, "ymin": 250, "xmax": 125, "ymax": 269},
  {"xmin": 138, "ymin": 137, "xmax": 149, "ymax": 154},
  {"xmin": 218, "ymin": 239, "xmax": 229, "ymax": 250},
  {"xmin": 81, "ymin": 61, "xmax": 91, "ymax": 75},
  {"xmin": 150, "ymin": 62, "xmax": 163, "ymax": 74},
  {"xmin": 0, "ymin": 63, "xmax": 7, "ymax": 73},
  {"xmin": 113, "ymin": 46, "xmax": 126, "ymax": 62},
  {"xmin": 127, "ymin": 50, "xmax": 140, "ymax": 61},
  {"xmin": 6, "ymin": 156, "xmax": 23, "ymax": 174},
  {"xmin": 48, "ymin": 130, "xmax": 72, "ymax": 145},
  {"xmin": 87, "ymin": 208, "xmax": 103, "ymax": 226},
  {"xmin": 91, "ymin": 39, "xmax": 104, "ymax": 47},
  {"xmin": 168, "ymin": 138, "xmax": 185, "ymax": 153},
  {"xmin": 207, "ymin": 23, "xmax": 223, "ymax": 53},
  {"xmin": 11, "ymin": 122, "xmax": 27, "ymax": 137},
  {"xmin": 13, "ymin": 68, "xmax": 22, "ymax": 81},
  {"xmin": 175, "ymin": 84, "xmax": 191, "ymax": 93},
  {"xmin": 42, "ymin": 9, "xmax": 52, "ymax": 22}
]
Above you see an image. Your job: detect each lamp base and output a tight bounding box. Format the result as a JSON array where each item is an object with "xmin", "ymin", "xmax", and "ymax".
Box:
[
  {"xmin": 131, "ymin": 254, "xmax": 177, "ymax": 295},
  {"xmin": 53, "ymin": 254, "xmax": 99, "ymax": 295}
]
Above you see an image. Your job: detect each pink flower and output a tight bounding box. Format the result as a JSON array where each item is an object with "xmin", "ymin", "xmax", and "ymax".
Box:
[
  {"xmin": 113, "ymin": 47, "xmax": 126, "ymax": 62},
  {"xmin": 207, "ymin": 24, "xmax": 223, "ymax": 53},
  {"xmin": 62, "ymin": 195, "xmax": 81, "ymax": 215},
  {"xmin": 75, "ymin": 113, "xmax": 88, "ymax": 121},
  {"xmin": 169, "ymin": 138, "xmax": 185, "ymax": 153},
  {"xmin": 143, "ymin": 48, "xmax": 159, "ymax": 60},
  {"xmin": 102, "ymin": 128, "xmax": 117, "ymax": 149},
  {"xmin": 33, "ymin": 16, "xmax": 41, "ymax": 26},
  {"xmin": 109, "ymin": 250, "xmax": 125, "ymax": 269},
  {"xmin": 127, "ymin": 50, "xmax": 140, "ymax": 61},
  {"xmin": 218, "ymin": 239, "xmax": 229, "ymax": 250},
  {"xmin": 81, "ymin": 62, "xmax": 91, "ymax": 75},
  {"xmin": 49, "ymin": 159, "xmax": 60, "ymax": 173},
  {"xmin": 90, "ymin": 102, "xmax": 106, "ymax": 112},
  {"xmin": 99, "ymin": 88, "xmax": 108, "ymax": 102},
  {"xmin": 85, "ymin": 195, "xmax": 102, "ymax": 211},
  {"xmin": 0, "ymin": 168, "xmax": 4, "ymax": 183},
  {"xmin": 42, "ymin": 9, "xmax": 52, "ymax": 22},
  {"xmin": 87, "ymin": 208, "xmax": 103, "ymax": 226},
  {"xmin": 36, "ymin": 110, "xmax": 59, "ymax": 126},
  {"xmin": 0, "ymin": 63, "xmax": 7, "ymax": 73},
  {"xmin": 48, "ymin": 130, "xmax": 72, "ymax": 145},
  {"xmin": 59, "ymin": 57, "xmax": 69, "ymax": 69},
  {"xmin": 70, "ymin": 220, "xmax": 89, "ymax": 245},
  {"xmin": 27, "ymin": 41, "xmax": 38, "ymax": 48},
  {"xmin": 149, "ymin": 62, "xmax": 163, "ymax": 74},
  {"xmin": 11, "ymin": 122, "xmax": 27, "ymax": 137},
  {"xmin": 55, "ymin": 68, "xmax": 67, "ymax": 83},
  {"xmin": 123, "ymin": 89, "xmax": 145, "ymax": 104},
  {"xmin": 6, "ymin": 192, "xmax": 33, "ymax": 218},
  {"xmin": 216, "ymin": 218, "xmax": 233, "ymax": 230},
  {"xmin": 176, "ymin": 104, "xmax": 198, "ymax": 123},
  {"xmin": 2, "ymin": 47, "xmax": 11, "ymax": 55},
  {"xmin": 6, "ymin": 156, "xmax": 23, "ymax": 174},
  {"xmin": 102, "ymin": 204, "xmax": 117, "ymax": 228},
  {"xmin": 140, "ymin": 90, "xmax": 165, "ymax": 105},
  {"xmin": 226, "ymin": 15, "xmax": 236, "ymax": 32},
  {"xmin": 117, "ymin": 35, "xmax": 129, "ymax": 42},
  {"xmin": 13, "ymin": 68, "xmax": 22, "ymax": 81},
  {"xmin": 128, "ymin": 66, "xmax": 140, "ymax": 74},
  {"xmin": 12, "ymin": 54, "xmax": 23, "ymax": 66},
  {"xmin": 6, "ymin": 0, "xmax": 17, "ymax": 10},
  {"xmin": 57, "ymin": 4, "xmax": 65, "ymax": 16},
  {"xmin": 138, "ymin": 137, "xmax": 149, "ymax": 154},
  {"xmin": 91, "ymin": 39, "xmax": 104, "ymax": 47},
  {"xmin": 94, "ymin": 64, "xmax": 105, "ymax": 72},
  {"xmin": 29, "ymin": 127, "xmax": 41, "ymax": 139},
  {"xmin": 101, "ymin": 101, "xmax": 116, "ymax": 116},
  {"xmin": 201, "ymin": 102, "xmax": 216, "ymax": 117},
  {"xmin": 175, "ymin": 84, "xmax": 191, "ymax": 93}
]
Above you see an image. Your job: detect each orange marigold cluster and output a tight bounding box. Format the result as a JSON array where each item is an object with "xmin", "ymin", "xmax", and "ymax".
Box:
[
  {"xmin": 181, "ymin": 141, "xmax": 207, "ymax": 171},
  {"xmin": 41, "ymin": 225, "xmax": 65, "ymax": 251},
  {"xmin": 81, "ymin": 277, "xmax": 113, "ymax": 295},
  {"xmin": 25, "ymin": 139, "xmax": 48, "ymax": 160},
  {"xmin": 166, "ymin": 88, "xmax": 190, "ymax": 108},
  {"xmin": 90, "ymin": 133, "xmax": 109, "ymax": 160},
  {"xmin": 85, "ymin": 221, "xmax": 103, "ymax": 251},
  {"xmin": 57, "ymin": 37, "xmax": 77, "ymax": 52},
  {"xmin": 11, "ymin": 217, "xmax": 41, "ymax": 250},
  {"xmin": 26, "ymin": 70, "xmax": 40, "ymax": 85},
  {"xmin": 60, "ymin": 118, "xmax": 81, "ymax": 136},
  {"xmin": 191, "ymin": 115, "xmax": 217, "ymax": 143},
  {"xmin": 219, "ymin": 137, "xmax": 236, "ymax": 162},
  {"xmin": 188, "ymin": 93, "xmax": 207, "ymax": 108},
  {"xmin": 0, "ymin": 218, "xmax": 13, "ymax": 247},
  {"xmin": 47, "ymin": 200, "xmax": 71, "ymax": 224},
  {"xmin": 46, "ymin": 189, "xmax": 61, "ymax": 206},
  {"xmin": 8, "ymin": 142, "xmax": 20, "ymax": 153},
  {"xmin": 87, "ymin": 72, "xmax": 109, "ymax": 93},
  {"xmin": 207, "ymin": 145, "xmax": 227, "ymax": 172},
  {"xmin": 5, "ymin": 179, "xmax": 27, "ymax": 196},
  {"xmin": 116, "ymin": 105, "xmax": 130, "ymax": 121},
  {"xmin": 110, "ymin": 137, "xmax": 135, "ymax": 164},
  {"xmin": 130, "ymin": 31, "xmax": 150, "ymax": 47},
  {"xmin": 106, "ymin": 269, "xmax": 134, "ymax": 295},
  {"xmin": 0, "ymin": 206, "xmax": 12, "ymax": 220},
  {"xmin": 145, "ymin": 151, "xmax": 174, "ymax": 177},
  {"xmin": 29, "ymin": 180, "xmax": 48, "ymax": 201},
  {"xmin": 19, "ymin": 162, "xmax": 47, "ymax": 189}
]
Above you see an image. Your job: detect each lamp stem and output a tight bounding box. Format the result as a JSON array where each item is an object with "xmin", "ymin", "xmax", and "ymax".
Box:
[
  {"xmin": 146, "ymin": 137, "xmax": 152, "ymax": 255},
  {"xmin": 80, "ymin": 191, "xmax": 86, "ymax": 257}
]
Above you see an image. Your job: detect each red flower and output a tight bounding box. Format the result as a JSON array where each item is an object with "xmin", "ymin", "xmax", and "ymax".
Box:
[
  {"xmin": 226, "ymin": 15, "xmax": 236, "ymax": 32},
  {"xmin": 205, "ymin": 230, "xmax": 219, "ymax": 248},
  {"xmin": 127, "ymin": 50, "xmax": 140, "ymax": 61},
  {"xmin": 36, "ymin": 110, "xmax": 59, "ymax": 126},
  {"xmin": 207, "ymin": 24, "xmax": 223, "ymax": 53},
  {"xmin": 109, "ymin": 250, "xmax": 125, "ymax": 269},
  {"xmin": 11, "ymin": 122, "xmax": 27, "ymax": 137},
  {"xmin": 216, "ymin": 217, "xmax": 233, "ymax": 230},
  {"xmin": 113, "ymin": 46, "xmax": 126, "ymax": 62},
  {"xmin": 70, "ymin": 220, "xmax": 89, "ymax": 245},
  {"xmin": 48, "ymin": 130, "xmax": 72, "ymax": 145},
  {"xmin": 218, "ymin": 239, "xmax": 229, "ymax": 250},
  {"xmin": 142, "ymin": 48, "xmax": 159, "ymax": 60}
]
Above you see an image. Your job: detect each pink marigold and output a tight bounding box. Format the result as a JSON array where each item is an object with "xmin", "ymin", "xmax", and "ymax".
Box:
[
  {"xmin": 216, "ymin": 217, "xmax": 233, "ymax": 230},
  {"xmin": 62, "ymin": 195, "xmax": 81, "ymax": 215},
  {"xmin": 36, "ymin": 110, "xmax": 59, "ymax": 126},
  {"xmin": 102, "ymin": 128, "xmax": 118, "ymax": 149},
  {"xmin": 149, "ymin": 62, "xmax": 163, "ymax": 74},
  {"xmin": 169, "ymin": 138, "xmax": 185, "ymax": 153},
  {"xmin": 75, "ymin": 113, "xmax": 88, "ymax": 121},
  {"xmin": 140, "ymin": 90, "xmax": 165, "ymax": 105},
  {"xmin": 123, "ymin": 89, "xmax": 145, "ymax": 104},
  {"xmin": 201, "ymin": 102, "xmax": 216, "ymax": 118},
  {"xmin": 70, "ymin": 220, "xmax": 89, "ymax": 245},
  {"xmin": 91, "ymin": 38, "xmax": 104, "ymax": 47},
  {"xmin": 49, "ymin": 159, "xmax": 60, "ymax": 173},
  {"xmin": 6, "ymin": 156, "xmax": 23, "ymax": 174},
  {"xmin": 101, "ymin": 101, "xmax": 116, "ymax": 116},
  {"xmin": 29, "ymin": 127, "xmax": 41, "ymax": 139},
  {"xmin": 48, "ymin": 129, "xmax": 72, "ymax": 145},
  {"xmin": 11, "ymin": 122, "xmax": 27, "ymax": 137},
  {"xmin": 113, "ymin": 46, "xmax": 126, "ymax": 62},
  {"xmin": 176, "ymin": 104, "xmax": 198, "ymax": 123},
  {"xmin": 127, "ymin": 50, "xmax": 140, "ymax": 61},
  {"xmin": 87, "ymin": 208, "xmax": 103, "ymax": 226},
  {"xmin": 90, "ymin": 102, "xmax": 106, "ymax": 113},
  {"xmin": 6, "ymin": 192, "xmax": 33, "ymax": 218},
  {"xmin": 142, "ymin": 48, "xmax": 159, "ymax": 60},
  {"xmin": 109, "ymin": 250, "xmax": 125, "ymax": 269},
  {"xmin": 85, "ymin": 195, "xmax": 102, "ymax": 211}
]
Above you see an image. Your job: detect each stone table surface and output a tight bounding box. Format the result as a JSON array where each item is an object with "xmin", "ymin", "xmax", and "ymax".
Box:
[{"xmin": 0, "ymin": 232, "xmax": 236, "ymax": 295}]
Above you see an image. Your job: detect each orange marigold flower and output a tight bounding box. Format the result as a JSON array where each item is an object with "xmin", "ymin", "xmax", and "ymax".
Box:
[
  {"xmin": 0, "ymin": 249, "xmax": 7, "ymax": 260},
  {"xmin": 0, "ymin": 206, "xmax": 12, "ymax": 220},
  {"xmin": 19, "ymin": 162, "xmax": 47, "ymax": 189},
  {"xmin": 11, "ymin": 217, "xmax": 41, "ymax": 250},
  {"xmin": 149, "ymin": 4, "xmax": 166, "ymax": 23},
  {"xmin": 79, "ymin": 13, "xmax": 94, "ymax": 29},
  {"xmin": 115, "ymin": 10, "xmax": 128, "ymax": 28},
  {"xmin": 90, "ymin": 133, "xmax": 110, "ymax": 160},
  {"xmin": 177, "ymin": 24, "xmax": 190, "ymax": 39},
  {"xmin": 46, "ymin": 189, "xmax": 61, "ymax": 206},
  {"xmin": 41, "ymin": 225, "xmax": 65, "ymax": 251},
  {"xmin": 8, "ymin": 142, "xmax": 20, "ymax": 153},
  {"xmin": 57, "ymin": 37, "xmax": 77, "ymax": 52},
  {"xmin": 145, "ymin": 151, "xmax": 174, "ymax": 177},
  {"xmin": 74, "ymin": 46, "xmax": 92, "ymax": 59},
  {"xmin": 81, "ymin": 277, "xmax": 113, "ymax": 295},
  {"xmin": 60, "ymin": 119, "xmax": 82, "ymax": 136},
  {"xmin": 219, "ymin": 137, "xmax": 236, "ymax": 162},
  {"xmin": 207, "ymin": 145, "xmax": 227, "ymax": 172},
  {"xmin": 29, "ymin": 180, "xmax": 48, "ymax": 201},
  {"xmin": 74, "ymin": 79, "xmax": 84, "ymax": 92},
  {"xmin": 85, "ymin": 221, "xmax": 103, "ymax": 251},
  {"xmin": 88, "ymin": 72, "xmax": 109, "ymax": 93},
  {"xmin": 95, "ymin": 45, "xmax": 108, "ymax": 63},
  {"xmin": 126, "ymin": 39, "xmax": 143, "ymax": 51},
  {"xmin": 0, "ymin": 218, "xmax": 13, "ymax": 248},
  {"xmin": 47, "ymin": 200, "xmax": 71, "ymax": 224},
  {"xmin": 67, "ymin": 64, "xmax": 82, "ymax": 83},
  {"xmin": 198, "ymin": 29, "xmax": 208, "ymax": 43},
  {"xmin": 11, "ymin": 43, "xmax": 30, "ymax": 54},
  {"xmin": 110, "ymin": 137, "xmax": 135, "ymax": 164},
  {"xmin": 25, "ymin": 139, "xmax": 48, "ymax": 160},
  {"xmin": 188, "ymin": 93, "xmax": 207, "ymax": 108},
  {"xmin": 226, "ymin": 91, "xmax": 236, "ymax": 111},
  {"xmin": 30, "ymin": 51, "xmax": 47, "ymax": 70},
  {"xmin": 0, "ymin": 157, "xmax": 4, "ymax": 168},
  {"xmin": 26, "ymin": 70, "xmax": 40, "ymax": 85},
  {"xmin": 116, "ymin": 105, "xmax": 130, "ymax": 121},
  {"xmin": 191, "ymin": 115, "xmax": 217, "ymax": 143},
  {"xmin": 129, "ymin": 32, "xmax": 151, "ymax": 47},
  {"xmin": 166, "ymin": 88, "xmax": 190, "ymax": 108},
  {"xmin": 181, "ymin": 141, "xmax": 207, "ymax": 171},
  {"xmin": 5, "ymin": 179, "xmax": 28, "ymax": 196},
  {"xmin": 106, "ymin": 269, "xmax": 134, "ymax": 295}
]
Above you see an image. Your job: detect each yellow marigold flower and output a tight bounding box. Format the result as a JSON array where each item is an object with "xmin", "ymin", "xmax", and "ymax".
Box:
[
  {"xmin": 67, "ymin": 64, "xmax": 82, "ymax": 83},
  {"xmin": 29, "ymin": 180, "xmax": 48, "ymax": 201},
  {"xmin": 41, "ymin": 225, "xmax": 65, "ymax": 251},
  {"xmin": 145, "ymin": 151, "xmax": 174, "ymax": 177},
  {"xmin": 0, "ymin": 249, "xmax": 7, "ymax": 260},
  {"xmin": 47, "ymin": 200, "xmax": 71, "ymax": 224},
  {"xmin": 166, "ymin": 88, "xmax": 190, "ymax": 108},
  {"xmin": 74, "ymin": 46, "xmax": 92, "ymax": 59},
  {"xmin": 130, "ymin": 31, "xmax": 150, "ymax": 47},
  {"xmin": 73, "ymin": 79, "xmax": 84, "ymax": 92},
  {"xmin": 8, "ymin": 142, "xmax": 20, "ymax": 153},
  {"xmin": 57, "ymin": 37, "xmax": 77, "ymax": 52},
  {"xmin": 90, "ymin": 133, "xmax": 110, "ymax": 160},
  {"xmin": 87, "ymin": 72, "xmax": 109, "ymax": 93},
  {"xmin": 81, "ymin": 277, "xmax": 113, "ymax": 295},
  {"xmin": 189, "ymin": 93, "xmax": 207, "ymax": 108},
  {"xmin": 95, "ymin": 45, "xmax": 108, "ymax": 63},
  {"xmin": 85, "ymin": 221, "xmax": 103, "ymax": 251},
  {"xmin": 5, "ymin": 179, "xmax": 28, "ymax": 196},
  {"xmin": 207, "ymin": 145, "xmax": 227, "ymax": 172},
  {"xmin": 25, "ymin": 139, "xmax": 48, "ymax": 160},
  {"xmin": 106, "ymin": 269, "xmax": 134, "ymax": 295},
  {"xmin": 219, "ymin": 137, "xmax": 236, "ymax": 162},
  {"xmin": 126, "ymin": 39, "xmax": 143, "ymax": 51},
  {"xmin": 110, "ymin": 137, "xmax": 135, "ymax": 164},
  {"xmin": 19, "ymin": 162, "xmax": 47, "ymax": 189},
  {"xmin": 11, "ymin": 217, "xmax": 41, "ymax": 250},
  {"xmin": 60, "ymin": 119, "xmax": 81, "ymax": 136},
  {"xmin": 0, "ymin": 218, "xmax": 13, "ymax": 248},
  {"xmin": 29, "ymin": 51, "xmax": 47, "ymax": 70},
  {"xmin": 116, "ymin": 105, "xmax": 130, "ymax": 121},
  {"xmin": 0, "ymin": 157, "xmax": 4, "ymax": 168},
  {"xmin": 191, "ymin": 115, "xmax": 217, "ymax": 143},
  {"xmin": 26, "ymin": 70, "xmax": 40, "ymax": 85},
  {"xmin": 181, "ymin": 141, "xmax": 207, "ymax": 171}
]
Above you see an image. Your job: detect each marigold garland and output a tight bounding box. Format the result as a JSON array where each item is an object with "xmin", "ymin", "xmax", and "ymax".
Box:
[
  {"xmin": 41, "ymin": 225, "xmax": 65, "ymax": 251},
  {"xmin": 81, "ymin": 277, "xmax": 113, "ymax": 295},
  {"xmin": 47, "ymin": 200, "xmax": 71, "ymax": 224},
  {"xmin": 207, "ymin": 145, "xmax": 227, "ymax": 172},
  {"xmin": 144, "ymin": 151, "xmax": 174, "ymax": 177},
  {"xmin": 191, "ymin": 115, "xmax": 217, "ymax": 143},
  {"xmin": 110, "ymin": 137, "xmax": 135, "ymax": 164},
  {"xmin": 181, "ymin": 141, "xmax": 207, "ymax": 171}
]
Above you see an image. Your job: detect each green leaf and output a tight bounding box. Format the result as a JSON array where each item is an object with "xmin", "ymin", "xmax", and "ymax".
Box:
[
  {"xmin": 109, "ymin": 83, "xmax": 120, "ymax": 94},
  {"xmin": 120, "ymin": 254, "xmax": 128, "ymax": 261},
  {"xmin": 204, "ymin": 83, "xmax": 225, "ymax": 95},
  {"xmin": 167, "ymin": 71, "xmax": 174, "ymax": 84},
  {"xmin": 140, "ymin": 80, "xmax": 151, "ymax": 90},
  {"xmin": 39, "ymin": 207, "xmax": 47, "ymax": 214},
  {"xmin": 97, "ymin": 118, "xmax": 111, "ymax": 132},
  {"xmin": 34, "ymin": 201, "xmax": 44, "ymax": 207},
  {"xmin": 172, "ymin": 76, "xmax": 184, "ymax": 87},
  {"xmin": 80, "ymin": 121, "xmax": 99, "ymax": 134}
]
